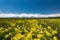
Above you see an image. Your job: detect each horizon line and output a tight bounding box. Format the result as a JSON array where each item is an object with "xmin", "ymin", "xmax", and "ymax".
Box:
[{"xmin": 0, "ymin": 13, "xmax": 60, "ymax": 18}]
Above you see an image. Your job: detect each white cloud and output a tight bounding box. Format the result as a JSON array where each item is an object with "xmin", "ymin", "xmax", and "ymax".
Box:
[{"xmin": 0, "ymin": 13, "xmax": 60, "ymax": 18}]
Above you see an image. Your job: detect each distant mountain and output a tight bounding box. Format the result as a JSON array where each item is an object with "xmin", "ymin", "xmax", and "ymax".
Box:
[{"xmin": 0, "ymin": 13, "xmax": 60, "ymax": 18}]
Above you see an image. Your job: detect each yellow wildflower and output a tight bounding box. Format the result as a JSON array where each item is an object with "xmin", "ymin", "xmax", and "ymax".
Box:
[
  {"xmin": 52, "ymin": 30, "xmax": 58, "ymax": 35},
  {"xmin": 37, "ymin": 34, "xmax": 44, "ymax": 38},
  {"xmin": 39, "ymin": 25, "xmax": 42, "ymax": 27},
  {"xmin": 8, "ymin": 27, "xmax": 11, "ymax": 29},
  {"xmin": 9, "ymin": 32, "xmax": 12, "ymax": 35},
  {"xmin": 0, "ymin": 27, "xmax": 3, "ymax": 30},
  {"xmin": 48, "ymin": 26, "xmax": 51, "ymax": 29},
  {"xmin": 10, "ymin": 23, "xmax": 15, "ymax": 27},
  {"xmin": 45, "ymin": 31, "xmax": 51, "ymax": 36},
  {"xmin": 27, "ymin": 32, "xmax": 32, "ymax": 38},
  {"xmin": 15, "ymin": 28, "xmax": 20, "ymax": 33},
  {"xmin": 12, "ymin": 33, "xmax": 23, "ymax": 40},
  {"xmin": 18, "ymin": 20, "xmax": 21, "ymax": 23},
  {"xmin": 31, "ymin": 27, "xmax": 36, "ymax": 32},
  {"xmin": 5, "ymin": 29, "xmax": 9, "ymax": 31},
  {"xmin": 53, "ymin": 36, "xmax": 57, "ymax": 40},
  {"xmin": 5, "ymin": 34, "xmax": 9, "ymax": 38},
  {"xmin": 34, "ymin": 38, "xmax": 40, "ymax": 40}
]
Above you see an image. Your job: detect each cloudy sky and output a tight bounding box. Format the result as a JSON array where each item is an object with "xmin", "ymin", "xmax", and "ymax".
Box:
[{"xmin": 0, "ymin": 0, "xmax": 60, "ymax": 14}]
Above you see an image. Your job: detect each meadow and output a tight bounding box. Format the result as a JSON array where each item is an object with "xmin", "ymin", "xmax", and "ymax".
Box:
[{"xmin": 0, "ymin": 18, "xmax": 60, "ymax": 40}]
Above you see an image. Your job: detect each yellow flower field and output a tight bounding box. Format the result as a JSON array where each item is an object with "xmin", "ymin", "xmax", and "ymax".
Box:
[{"xmin": 0, "ymin": 18, "xmax": 60, "ymax": 40}]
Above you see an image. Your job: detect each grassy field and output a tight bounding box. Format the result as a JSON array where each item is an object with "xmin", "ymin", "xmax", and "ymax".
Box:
[{"xmin": 0, "ymin": 18, "xmax": 60, "ymax": 40}]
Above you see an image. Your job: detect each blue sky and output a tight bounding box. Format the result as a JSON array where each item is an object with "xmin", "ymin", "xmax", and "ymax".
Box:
[{"xmin": 0, "ymin": 0, "xmax": 60, "ymax": 14}]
